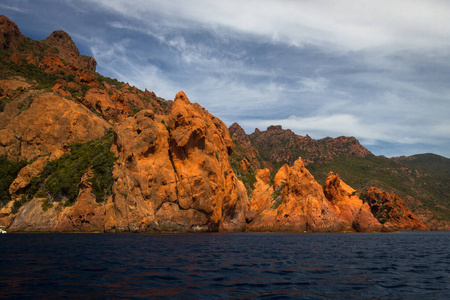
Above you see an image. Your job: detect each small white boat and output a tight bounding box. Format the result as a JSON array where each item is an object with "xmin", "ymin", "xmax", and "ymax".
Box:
[{"xmin": 0, "ymin": 227, "xmax": 6, "ymax": 234}]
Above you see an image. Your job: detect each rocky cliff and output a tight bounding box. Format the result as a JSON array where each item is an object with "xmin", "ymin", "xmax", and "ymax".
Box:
[
  {"xmin": 247, "ymin": 158, "xmax": 343, "ymax": 232},
  {"xmin": 0, "ymin": 15, "xmax": 436, "ymax": 233},
  {"xmin": 104, "ymin": 91, "xmax": 248, "ymax": 232}
]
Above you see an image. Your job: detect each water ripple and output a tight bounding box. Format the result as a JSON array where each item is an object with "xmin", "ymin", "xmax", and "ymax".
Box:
[{"xmin": 0, "ymin": 231, "xmax": 449, "ymax": 299}]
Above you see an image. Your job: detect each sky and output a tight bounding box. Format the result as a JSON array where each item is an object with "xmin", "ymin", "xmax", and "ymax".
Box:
[{"xmin": 2, "ymin": 0, "xmax": 450, "ymax": 158}]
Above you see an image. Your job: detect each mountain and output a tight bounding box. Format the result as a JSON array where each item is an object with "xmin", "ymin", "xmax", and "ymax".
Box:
[
  {"xmin": 0, "ymin": 15, "xmax": 440, "ymax": 232},
  {"xmin": 229, "ymin": 123, "xmax": 449, "ymax": 230}
]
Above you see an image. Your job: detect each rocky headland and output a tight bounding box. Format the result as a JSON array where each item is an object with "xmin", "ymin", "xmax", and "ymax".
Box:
[{"xmin": 1, "ymin": 15, "xmax": 446, "ymax": 232}]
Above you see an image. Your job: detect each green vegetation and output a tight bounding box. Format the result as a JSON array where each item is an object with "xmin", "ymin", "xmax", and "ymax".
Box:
[
  {"xmin": 229, "ymin": 145, "xmax": 257, "ymax": 198},
  {"xmin": 128, "ymin": 101, "xmax": 141, "ymax": 115},
  {"xmin": 26, "ymin": 131, "xmax": 116, "ymax": 205},
  {"xmin": 94, "ymin": 73, "xmax": 125, "ymax": 89},
  {"xmin": 307, "ymin": 154, "xmax": 450, "ymax": 220},
  {"xmin": 0, "ymin": 98, "xmax": 10, "ymax": 112},
  {"xmin": 270, "ymin": 182, "xmax": 285, "ymax": 209},
  {"xmin": 11, "ymin": 195, "xmax": 27, "ymax": 214},
  {"xmin": 0, "ymin": 59, "xmax": 58, "ymax": 90},
  {"xmin": 0, "ymin": 156, "xmax": 28, "ymax": 207},
  {"xmin": 41, "ymin": 198, "xmax": 53, "ymax": 211},
  {"xmin": 66, "ymin": 83, "xmax": 90, "ymax": 98}
]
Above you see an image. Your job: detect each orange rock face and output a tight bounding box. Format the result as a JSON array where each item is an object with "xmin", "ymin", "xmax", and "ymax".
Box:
[
  {"xmin": 54, "ymin": 167, "xmax": 105, "ymax": 232},
  {"xmin": 43, "ymin": 30, "xmax": 97, "ymax": 72},
  {"xmin": 323, "ymin": 172, "xmax": 382, "ymax": 232},
  {"xmin": 0, "ymin": 16, "xmax": 435, "ymax": 233},
  {"xmin": 7, "ymin": 168, "xmax": 105, "ymax": 232},
  {"xmin": 0, "ymin": 93, "xmax": 111, "ymax": 161},
  {"xmin": 248, "ymin": 158, "xmax": 342, "ymax": 232},
  {"xmin": 9, "ymin": 156, "xmax": 48, "ymax": 197},
  {"xmin": 364, "ymin": 187, "xmax": 428, "ymax": 231},
  {"xmin": 105, "ymin": 91, "xmax": 248, "ymax": 232},
  {"xmin": 246, "ymin": 168, "xmax": 273, "ymax": 223}
]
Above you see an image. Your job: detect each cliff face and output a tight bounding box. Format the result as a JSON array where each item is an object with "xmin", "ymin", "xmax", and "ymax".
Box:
[
  {"xmin": 0, "ymin": 93, "xmax": 111, "ymax": 161},
  {"xmin": 0, "ymin": 15, "xmax": 434, "ymax": 233},
  {"xmin": 245, "ymin": 161, "xmax": 425, "ymax": 233},
  {"xmin": 104, "ymin": 91, "xmax": 248, "ymax": 232}
]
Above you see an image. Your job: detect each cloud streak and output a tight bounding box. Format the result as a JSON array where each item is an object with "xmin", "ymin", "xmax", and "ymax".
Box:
[{"xmin": 2, "ymin": 0, "xmax": 450, "ymax": 157}]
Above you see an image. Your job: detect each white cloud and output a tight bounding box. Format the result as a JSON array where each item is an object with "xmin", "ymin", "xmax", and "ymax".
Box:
[
  {"xmin": 15, "ymin": 0, "xmax": 445, "ymax": 157},
  {"xmin": 0, "ymin": 3, "xmax": 30, "ymax": 13},
  {"xmin": 88, "ymin": 0, "xmax": 450, "ymax": 53},
  {"xmin": 298, "ymin": 77, "xmax": 328, "ymax": 93}
]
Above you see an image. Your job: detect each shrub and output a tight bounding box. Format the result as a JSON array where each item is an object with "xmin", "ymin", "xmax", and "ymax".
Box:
[
  {"xmin": 24, "ymin": 131, "xmax": 116, "ymax": 204},
  {"xmin": 11, "ymin": 195, "xmax": 27, "ymax": 214},
  {"xmin": 41, "ymin": 198, "xmax": 53, "ymax": 211},
  {"xmin": 0, "ymin": 156, "xmax": 27, "ymax": 207}
]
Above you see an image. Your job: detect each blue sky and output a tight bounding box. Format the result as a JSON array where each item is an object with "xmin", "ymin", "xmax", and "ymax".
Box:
[{"xmin": 2, "ymin": 0, "xmax": 450, "ymax": 157}]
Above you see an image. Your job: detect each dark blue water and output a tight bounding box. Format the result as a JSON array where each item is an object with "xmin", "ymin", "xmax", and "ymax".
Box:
[{"xmin": 1, "ymin": 232, "xmax": 449, "ymax": 299}]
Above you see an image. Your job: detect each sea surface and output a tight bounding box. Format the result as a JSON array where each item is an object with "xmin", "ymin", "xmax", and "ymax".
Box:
[{"xmin": 1, "ymin": 231, "xmax": 449, "ymax": 299}]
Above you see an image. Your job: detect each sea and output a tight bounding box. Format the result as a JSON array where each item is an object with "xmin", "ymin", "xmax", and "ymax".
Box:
[{"xmin": 1, "ymin": 231, "xmax": 449, "ymax": 299}]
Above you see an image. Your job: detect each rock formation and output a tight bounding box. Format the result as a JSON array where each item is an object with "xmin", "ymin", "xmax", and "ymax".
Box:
[
  {"xmin": 248, "ymin": 158, "xmax": 343, "ymax": 232},
  {"xmin": 0, "ymin": 15, "xmax": 24, "ymax": 50},
  {"xmin": 323, "ymin": 172, "xmax": 382, "ymax": 232},
  {"xmin": 246, "ymin": 168, "xmax": 273, "ymax": 223},
  {"xmin": 104, "ymin": 91, "xmax": 248, "ymax": 232},
  {"xmin": 43, "ymin": 30, "xmax": 97, "ymax": 72},
  {"xmin": 0, "ymin": 15, "xmax": 441, "ymax": 233},
  {"xmin": 364, "ymin": 187, "xmax": 428, "ymax": 231},
  {"xmin": 247, "ymin": 125, "xmax": 372, "ymax": 167},
  {"xmin": 0, "ymin": 93, "xmax": 111, "ymax": 161}
]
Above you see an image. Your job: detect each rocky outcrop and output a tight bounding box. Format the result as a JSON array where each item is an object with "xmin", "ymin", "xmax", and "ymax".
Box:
[
  {"xmin": 105, "ymin": 91, "xmax": 248, "ymax": 232},
  {"xmin": 248, "ymin": 158, "xmax": 343, "ymax": 232},
  {"xmin": 364, "ymin": 187, "xmax": 428, "ymax": 231},
  {"xmin": 54, "ymin": 167, "xmax": 105, "ymax": 232},
  {"xmin": 43, "ymin": 30, "xmax": 97, "ymax": 72},
  {"xmin": 0, "ymin": 16, "xmax": 438, "ymax": 233},
  {"xmin": 0, "ymin": 15, "xmax": 24, "ymax": 50},
  {"xmin": 246, "ymin": 168, "xmax": 273, "ymax": 222},
  {"xmin": 7, "ymin": 167, "xmax": 105, "ymax": 232},
  {"xmin": 229, "ymin": 123, "xmax": 260, "ymax": 160},
  {"xmin": 0, "ymin": 93, "xmax": 111, "ymax": 161},
  {"xmin": 324, "ymin": 172, "xmax": 382, "ymax": 232},
  {"xmin": 9, "ymin": 156, "xmax": 48, "ymax": 197},
  {"xmin": 7, "ymin": 197, "xmax": 64, "ymax": 232}
]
